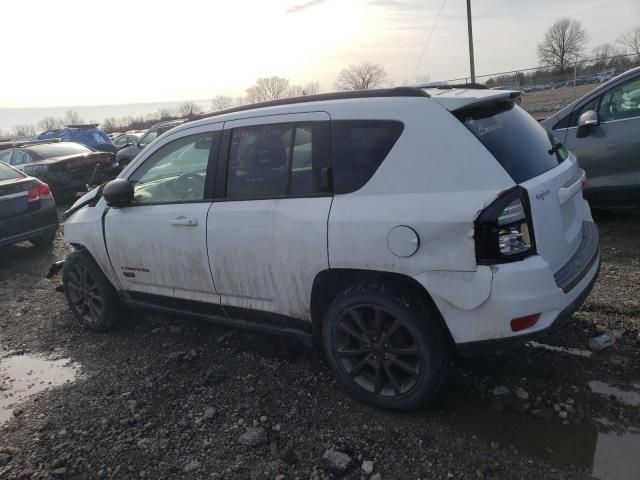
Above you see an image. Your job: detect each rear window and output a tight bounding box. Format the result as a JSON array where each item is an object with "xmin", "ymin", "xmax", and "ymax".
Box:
[
  {"xmin": 28, "ymin": 143, "xmax": 92, "ymax": 158},
  {"xmin": 0, "ymin": 162, "xmax": 23, "ymax": 181},
  {"xmin": 455, "ymin": 102, "xmax": 568, "ymax": 183},
  {"xmin": 332, "ymin": 120, "xmax": 404, "ymax": 194}
]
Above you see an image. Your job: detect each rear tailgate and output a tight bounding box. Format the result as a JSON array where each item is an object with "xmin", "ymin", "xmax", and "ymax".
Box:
[{"xmin": 452, "ymin": 99, "xmax": 588, "ymax": 273}]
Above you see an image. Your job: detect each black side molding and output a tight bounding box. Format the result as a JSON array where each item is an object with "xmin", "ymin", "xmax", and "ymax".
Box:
[{"xmin": 122, "ymin": 292, "xmax": 314, "ymax": 347}]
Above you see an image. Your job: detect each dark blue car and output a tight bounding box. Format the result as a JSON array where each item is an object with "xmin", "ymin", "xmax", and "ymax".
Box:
[{"xmin": 38, "ymin": 125, "xmax": 116, "ymax": 153}]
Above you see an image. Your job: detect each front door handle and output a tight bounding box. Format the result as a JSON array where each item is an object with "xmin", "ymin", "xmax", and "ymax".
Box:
[{"xmin": 170, "ymin": 216, "xmax": 198, "ymax": 226}]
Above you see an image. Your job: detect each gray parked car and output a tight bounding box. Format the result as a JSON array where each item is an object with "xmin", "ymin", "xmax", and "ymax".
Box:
[
  {"xmin": 115, "ymin": 120, "xmax": 183, "ymax": 168},
  {"xmin": 542, "ymin": 66, "xmax": 640, "ymax": 207}
]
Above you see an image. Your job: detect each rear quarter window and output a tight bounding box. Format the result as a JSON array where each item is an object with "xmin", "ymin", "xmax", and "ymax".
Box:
[
  {"xmin": 0, "ymin": 162, "xmax": 24, "ymax": 181},
  {"xmin": 331, "ymin": 120, "xmax": 404, "ymax": 194},
  {"xmin": 455, "ymin": 102, "xmax": 567, "ymax": 183}
]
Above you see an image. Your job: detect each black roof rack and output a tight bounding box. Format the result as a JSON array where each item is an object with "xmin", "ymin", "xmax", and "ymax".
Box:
[
  {"xmin": 0, "ymin": 138, "xmax": 63, "ymax": 150},
  {"xmin": 190, "ymin": 87, "xmax": 430, "ymax": 122}
]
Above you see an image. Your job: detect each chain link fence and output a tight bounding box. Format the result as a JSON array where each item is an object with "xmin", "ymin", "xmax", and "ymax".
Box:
[{"xmin": 439, "ymin": 53, "xmax": 639, "ymax": 116}]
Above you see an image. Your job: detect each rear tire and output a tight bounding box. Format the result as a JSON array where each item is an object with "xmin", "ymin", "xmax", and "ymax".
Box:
[
  {"xmin": 29, "ymin": 230, "xmax": 57, "ymax": 246},
  {"xmin": 62, "ymin": 250, "xmax": 121, "ymax": 332},
  {"xmin": 322, "ymin": 282, "xmax": 450, "ymax": 410}
]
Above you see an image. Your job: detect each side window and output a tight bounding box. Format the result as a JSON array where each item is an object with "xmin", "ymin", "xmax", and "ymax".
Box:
[
  {"xmin": 129, "ymin": 131, "xmax": 216, "ymax": 204},
  {"xmin": 598, "ymin": 76, "xmax": 640, "ymax": 122},
  {"xmin": 0, "ymin": 150, "xmax": 12, "ymax": 163},
  {"xmin": 227, "ymin": 124, "xmax": 293, "ymax": 198},
  {"xmin": 138, "ymin": 129, "xmax": 158, "ymax": 148},
  {"xmin": 331, "ymin": 120, "xmax": 404, "ymax": 194},
  {"xmin": 10, "ymin": 151, "xmax": 32, "ymax": 166},
  {"xmin": 570, "ymin": 97, "xmax": 600, "ymax": 127},
  {"xmin": 113, "ymin": 136, "xmax": 127, "ymax": 146},
  {"xmin": 290, "ymin": 125, "xmax": 314, "ymax": 195}
]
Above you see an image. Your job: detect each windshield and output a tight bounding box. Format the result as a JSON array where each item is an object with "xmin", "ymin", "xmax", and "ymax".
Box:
[
  {"xmin": 455, "ymin": 102, "xmax": 568, "ymax": 183},
  {"xmin": 29, "ymin": 143, "xmax": 92, "ymax": 159},
  {"xmin": 0, "ymin": 162, "xmax": 23, "ymax": 181}
]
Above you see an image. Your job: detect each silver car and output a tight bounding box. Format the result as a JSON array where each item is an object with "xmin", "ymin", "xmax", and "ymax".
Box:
[{"xmin": 542, "ymin": 66, "xmax": 640, "ymax": 207}]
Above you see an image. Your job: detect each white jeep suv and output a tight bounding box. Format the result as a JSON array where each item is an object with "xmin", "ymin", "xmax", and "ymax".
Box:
[{"xmin": 60, "ymin": 87, "xmax": 600, "ymax": 410}]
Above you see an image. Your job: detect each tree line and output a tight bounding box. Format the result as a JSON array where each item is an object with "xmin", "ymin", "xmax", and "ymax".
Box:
[{"xmin": 2, "ymin": 21, "xmax": 638, "ymax": 140}]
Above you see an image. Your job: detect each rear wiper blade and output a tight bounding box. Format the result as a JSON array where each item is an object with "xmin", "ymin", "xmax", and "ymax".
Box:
[{"xmin": 548, "ymin": 142, "xmax": 563, "ymax": 155}]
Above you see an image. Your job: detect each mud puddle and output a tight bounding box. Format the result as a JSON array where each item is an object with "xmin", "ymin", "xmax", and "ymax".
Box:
[
  {"xmin": 0, "ymin": 351, "xmax": 79, "ymax": 422},
  {"xmin": 434, "ymin": 390, "xmax": 639, "ymax": 480}
]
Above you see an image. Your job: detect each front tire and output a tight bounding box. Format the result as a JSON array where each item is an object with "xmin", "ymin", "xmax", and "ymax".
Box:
[
  {"xmin": 62, "ymin": 250, "xmax": 121, "ymax": 332},
  {"xmin": 322, "ymin": 283, "xmax": 450, "ymax": 410}
]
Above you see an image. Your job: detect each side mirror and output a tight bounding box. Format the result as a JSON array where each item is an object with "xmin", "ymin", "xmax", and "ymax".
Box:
[
  {"xmin": 576, "ymin": 110, "xmax": 599, "ymax": 138},
  {"xmin": 103, "ymin": 179, "xmax": 133, "ymax": 207}
]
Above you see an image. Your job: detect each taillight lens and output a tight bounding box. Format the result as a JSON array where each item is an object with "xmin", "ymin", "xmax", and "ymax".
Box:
[
  {"xmin": 27, "ymin": 181, "xmax": 53, "ymax": 202},
  {"xmin": 475, "ymin": 187, "xmax": 535, "ymax": 264}
]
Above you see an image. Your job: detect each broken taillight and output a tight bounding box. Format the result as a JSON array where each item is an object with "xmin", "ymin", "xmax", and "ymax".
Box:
[{"xmin": 27, "ymin": 181, "xmax": 53, "ymax": 202}]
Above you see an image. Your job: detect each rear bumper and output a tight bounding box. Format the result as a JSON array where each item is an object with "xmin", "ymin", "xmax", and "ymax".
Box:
[
  {"xmin": 456, "ymin": 260, "xmax": 599, "ymax": 356},
  {"xmin": 420, "ymin": 221, "xmax": 600, "ymax": 355},
  {"xmin": 0, "ymin": 204, "xmax": 59, "ymax": 247}
]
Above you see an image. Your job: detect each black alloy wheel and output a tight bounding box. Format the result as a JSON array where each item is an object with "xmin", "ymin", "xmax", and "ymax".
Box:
[{"xmin": 333, "ymin": 304, "xmax": 422, "ymax": 396}]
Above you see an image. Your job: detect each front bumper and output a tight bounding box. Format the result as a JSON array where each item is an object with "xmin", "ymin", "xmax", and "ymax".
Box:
[{"xmin": 420, "ymin": 221, "xmax": 600, "ymax": 355}]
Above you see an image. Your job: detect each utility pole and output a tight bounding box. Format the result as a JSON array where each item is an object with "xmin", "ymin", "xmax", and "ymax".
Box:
[{"xmin": 466, "ymin": 0, "xmax": 476, "ymax": 83}]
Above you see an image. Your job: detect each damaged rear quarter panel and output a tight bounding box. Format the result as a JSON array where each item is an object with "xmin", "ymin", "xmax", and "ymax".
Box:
[{"xmin": 327, "ymin": 98, "xmax": 515, "ymax": 311}]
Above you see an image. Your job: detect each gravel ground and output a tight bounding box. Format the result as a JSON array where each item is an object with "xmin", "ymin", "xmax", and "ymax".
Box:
[
  {"xmin": 0, "ymin": 208, "xmax": 639, "ymax": 480},
  {"xmin": 520, "ymin": 84, "xmax": 596, "ymax": 119}
]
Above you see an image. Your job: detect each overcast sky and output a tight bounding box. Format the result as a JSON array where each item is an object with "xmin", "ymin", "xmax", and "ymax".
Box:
[{"xmin": 0, "ymin": 0, "xmax": 638, "ymax": 108}]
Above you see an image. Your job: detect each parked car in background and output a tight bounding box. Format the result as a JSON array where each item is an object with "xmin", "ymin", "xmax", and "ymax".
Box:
[
  {"xmin": 0, "ymin": 138, "xmax": 62, "ymax": 152},
  {"xmin": 0, "ymin": 161, "xmax": 58, "ymax": 247},
  {"xmin": 542, "ymin": 66, "xmax": 640, "ymax": 206},
  {"xmin": 60, "ymin": 87, "xmax": 599, "ymax": 410},
  {"xmin": 37, "ymin": 125, "xmax": 116, "ymax": 153},
  {"xmin": 112, "ymin": 132, "xmax": 143, "ymax": 151},
  {"xmin": 115, "ymin": 120, "xmax": 183, "ymax": 168},
  {"xmin": 0, "ymin": 141, "xmax": 119, "ymax": 199}
]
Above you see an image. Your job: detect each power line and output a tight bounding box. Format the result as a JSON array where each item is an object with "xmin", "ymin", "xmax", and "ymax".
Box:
[{"xmin": 412, "ymin": 0, "xmax": 448, "ymax": 81}]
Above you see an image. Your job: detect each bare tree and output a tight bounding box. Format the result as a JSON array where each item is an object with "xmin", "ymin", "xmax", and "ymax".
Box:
[
  {"xmin": 13, "ymin": 124, "xmax": 37, "ymax": 137},
  {"xmin": 618, "ymin": 27, "xmax": 640, "ymax": 57},
  {"xmin": 416, "ymin": 73, "xmax": 431, "ymax": 84},
  {"xmin": 287, "ymin": 82, "xmax": 320, "ymax": 97},
  {"xmin": 592, "ymin": 44, "xmax": 614, "ymax": 71},
  {"xmin": 157, "ymin": 108, "xmax": 174, "ymax": 120},
  {"xmin": 608, "ymin": 47, "xmax": 634, "ymax": 71},
  {"xmin": 38, "ymin": 117, "xmax": 63, "ymax": 132},
  {"xmin": 64, "ymin": 110, "xmax": 82, "ymax": 126},
  {"xmin": 211, "ymin": 95, "xmax": 235, "ymax": 111},
  {"xmin": 537, "ymin": 18, "xmax": 588, "ymax": 72},
  {"xmin": 335, "ymin": 61, "xmax": 388, "ymax": 90},
  {"xmin": 179, "ymin": 101, "xmax": 202, "ymax": 118},
  {"xmin": 246, "ymin": 76, "xmax": 291, "ymax": 103}
]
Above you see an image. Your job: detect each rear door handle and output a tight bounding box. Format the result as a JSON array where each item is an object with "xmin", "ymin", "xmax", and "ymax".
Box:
[{"xmin": 170, "ymin": 216, "xmax": 198, "ymax": 226}]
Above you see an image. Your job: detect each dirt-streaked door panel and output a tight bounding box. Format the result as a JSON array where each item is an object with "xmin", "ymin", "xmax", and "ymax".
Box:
[
  {"xmin": 105, "ymin": 203, "xmax": 218, "ymax": 303},
  {"xmin": 207, "ymin": 112, "xmax": 331, "ymax": 320}
]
